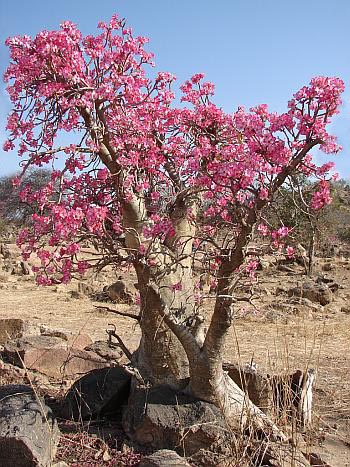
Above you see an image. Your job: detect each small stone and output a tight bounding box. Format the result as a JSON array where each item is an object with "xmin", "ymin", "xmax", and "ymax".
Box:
[
  {"xmin": 70, "ymin": 290, "xmax": 84, "ymax": 299},
  {"xmin": 77, "ymin": 281, "xmax": 95, "ymax": 296},
  {"xmin": 139, "ymin": 450, "xmax": 191, "ymax": 466},
  {"xmin": 105, "ymin": 278, "xmax": 134, "ymax": 304},
  {"xmin": 0, "ymin": 318, "xmax": 40, "ymax": 345},
  {"xmin": 85, "ymin": 340, "xmax": 124, "ymax": 361}
]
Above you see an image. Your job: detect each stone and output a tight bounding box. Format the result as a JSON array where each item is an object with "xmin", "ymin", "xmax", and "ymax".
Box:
[
  {"xmin": 77, "ymin": 281, "xmax": 95, "ymax": 296},
  {"xmin": 223, "ymin": 362, "xmax": 272, "ymax": 413},
  {"xmin": 15, "ymin": 347, "xmax": 107, "ymax": 379},
  {"xmin": 70, "ymin": 290, "xmax": 84, "ymax": 299},
  {"xmin": 322, "ymin": 304, "xmax": 338, "ymax": 315},
  {"xmin": 275, "ymin": 285, "xmax": 289, "ymax": 295},
  {"xmin": 4, "ymin": 335, "xmax": 68, "ymax": 364},
  {"xmin": 0, "ymin": 272, "xmax": 9, "ymax": 282},
  {"xmin": 277, "ymin": 264, "xmax": 295, "ymax": 273},
  {"xmin": 123, "ymin": 385, "xmax": 233, "ymax": 466},
  {"xmin": 287, "ymin": 281, "xmax": 333, "ymax": 306},
  {"xmin": 0, "ymin": 318, "xmax": 40, "ymax": 345},
  {"xmin": 224, "ymin": 362, "xmax": 315, "ymax": 429},
  {"xmin": 61, "ymin": 366, "xmax": 131, "ymax": 421},
  {"xmin": 0, "ymin": 360, "xmax": 27, "ymax": 386},
  {"xmin": 287, "ymin": 296, "xmax": 322, "ymax": 311},
  {"xmin": 39, "ymin": 348, "xmax": 107, "ymax": 379},
  {"xmin": 322, "ymin": 262, "xmax": 335, "ymax": 272},
  {"xmin": 0, "ymin": 243, "xmax": 19, "ymax": 260},
  {"xmin": 39, "ymin": 325, "xmax": 72, "ymax": 340},
  {"xmin": 20, "ymin": 260, "xmax": 33, "ymax": 275},
  {"xmin": 105, "ymin": 277, "xmax": 134, "ymax": 304},
  {"xmin": 0, "ymin": 384, "xmax": 60, "ymax": 467},
  {"xmin": 139, "ymin": 450, "xmax": 191, "ymax": 467},
  {"xmin": 316, "ymin": 275, "xmax": 341, "ymax": 292},
  {"xmin": 84, "ymin": 340, "xmax": 124, "ymax": 361},
  {"xmin": 3, "ymin": 335, "xmax": 108, "ymax": 378},
  {"xmin": 65, "ymin": 333, "xmax": 93, "ymax": 350},
  {"xmin": 39, "ymin": 328, "xmax": 93, "ymax": 350}
]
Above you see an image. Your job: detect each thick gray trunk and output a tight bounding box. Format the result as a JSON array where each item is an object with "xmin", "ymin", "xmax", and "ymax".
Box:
[{"xmin": 133, "ymin": 262, "xmax": 195, "ymax": 387}]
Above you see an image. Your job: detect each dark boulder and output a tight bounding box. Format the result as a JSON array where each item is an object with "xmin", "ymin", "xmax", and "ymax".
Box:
[
  {"xmin": 61, "ymin": 366, "xmax": 131, "ymax": 421},
  {"xmin": 0, "ymin": 384, "xmax": 60, "ymax": 467},
  {"xmin": 123, "ymin": 385, "xmax": 234, "ymax": 466}
]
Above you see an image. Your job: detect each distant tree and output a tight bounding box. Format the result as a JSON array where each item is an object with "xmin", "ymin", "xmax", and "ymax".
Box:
[
  {"xmin": 0, "ymin": 169, "xmax": 53, "ymax": 226},
  {"xmin": 327, "ymin": 180, "xmax": 350, "ymax": 245},
  {"xmin": 3, "ymin": 15, "xmax": 344, "ymax": 460},
  {"xmin": 264, "ymin": 177, "xmax": 350, "ymax": 273}
]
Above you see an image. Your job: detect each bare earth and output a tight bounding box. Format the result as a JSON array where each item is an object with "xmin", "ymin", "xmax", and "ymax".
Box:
[{"xmin": 0, "ymin": 244, "xmax": 349, "ymax": 466}]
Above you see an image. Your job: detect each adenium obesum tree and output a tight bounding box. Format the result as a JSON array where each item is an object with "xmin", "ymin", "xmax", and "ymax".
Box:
[{"xmin": 4, "ymin": 15, "xmax": 344, "ymax": 440}]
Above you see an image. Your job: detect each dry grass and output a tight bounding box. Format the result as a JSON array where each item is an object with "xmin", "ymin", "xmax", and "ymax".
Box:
[{"xmin": 1, "ymin": 247, "xmax": 350, "ymax": 465}]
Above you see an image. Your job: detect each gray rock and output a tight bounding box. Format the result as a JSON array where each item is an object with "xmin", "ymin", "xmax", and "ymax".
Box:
[
  {"xmin": 105, "ymin": 277, "xmax": 134, "ymax": 304},
  {"xmin": 322, "ymin": 262, "xmax": 335, "ymax": 272},
  {"xmin": 0, "ymin": 384, "xmax": 60, "ymax": 467},
  {"xmin": 287, "ymin": 281, "xmax": 333, "ymax": 306},
  {"xmin": 0, "ymin": 318, "xmax": 40, "ymax": 345},
  {"xmin": 3, "ymin": 334, "xmax": 105, "ymax": 379},
  {"xmin": 61, "ymin": 366, "xmax": 131, "ymax": 421},
  {"xmin": 139, "ymin": 450, "xmax": 191, "ymax": 466},
  {"xmin": 84, "ymin": 340, "xmax": 123, "ymax": 361},
  {"xmin": 77, "ymin": 281, "xmax": 95, "ymax": 296},
  {"xmin": 223, "ymin": 362, "xmax": 272, "ymax": 413},
  {"xmin": 123, "ymin": 385, "xmax": 233, "ymax": 466}
]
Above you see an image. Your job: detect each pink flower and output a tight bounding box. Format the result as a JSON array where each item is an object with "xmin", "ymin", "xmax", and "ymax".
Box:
[
  {"xmin": 257, "ymin": 224, "xmax": 269, "ymax": 236},
  {"xmin": 286, "ymin": 246, "xmax": 294, "ymax": 258},
  {"xmin": 3, "ymin": 14, "xmax": 342, "ymax": 289},
  {"xmin": 191, "ymin": 73, "xmax": 205, "ymax": 83},
  {"xmin": 311, "ymin": 181, "xmax": 332, "ymax": 210}
]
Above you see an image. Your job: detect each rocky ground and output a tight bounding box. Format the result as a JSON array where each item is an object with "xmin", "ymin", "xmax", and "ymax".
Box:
[{"xmin": 0, "ymin": 241, "xmax": 349, "ymax": 466}]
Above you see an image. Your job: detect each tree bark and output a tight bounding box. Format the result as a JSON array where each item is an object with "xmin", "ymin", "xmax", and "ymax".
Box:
[{"xmin": 132, "ymin": 262, "xmax": 195, "ymax": 387}]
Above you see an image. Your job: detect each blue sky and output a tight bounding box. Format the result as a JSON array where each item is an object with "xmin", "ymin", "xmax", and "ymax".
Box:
[{"xmin": 1, "ymin": 0, "xmax": 349, "ymax": 177}]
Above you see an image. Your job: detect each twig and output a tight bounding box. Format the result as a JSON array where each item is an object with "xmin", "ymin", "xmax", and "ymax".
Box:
[
  {"xmin": 106, "ymin": 324, "xmax": 133, "ymax": 360},
  {"xmin": 94, "ymin": 305, "xmax": 140, "ymax": 321}
]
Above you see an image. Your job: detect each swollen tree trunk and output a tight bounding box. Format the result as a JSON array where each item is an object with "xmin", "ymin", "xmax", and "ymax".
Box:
[
  {"xmin": 133, "ymin": 262, "xmax": 195, "ymax": 387},
  {"xmin": 124, "ymin": 193, "xmax": 198, "ymax": 387},
  {"xmin": 124, "ymin": 191, "xmax": 312, "ymax": 464},
  {"xmin": 156, "ymin": 284, "xmax": 311, "ymax": 466}
]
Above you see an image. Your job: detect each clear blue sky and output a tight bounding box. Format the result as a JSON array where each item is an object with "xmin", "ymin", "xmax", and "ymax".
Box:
[{"xmin": 1, "ymin": 0, "xmax": 349, "ymax": 177}]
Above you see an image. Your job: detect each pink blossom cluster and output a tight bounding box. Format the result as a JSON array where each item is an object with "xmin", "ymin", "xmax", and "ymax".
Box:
[
  {"xmin": 2, "ymin": 15, "xmax": 344, "ymax": 284},
  {"xmin": 311, "ymin": 180, "xmax": 332, "ymax": 209}
]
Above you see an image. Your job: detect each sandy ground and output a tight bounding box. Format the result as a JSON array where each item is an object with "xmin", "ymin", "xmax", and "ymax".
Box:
[{"xmin": 0, "ymin": 245, "xmax": 349, "ymax": 465}]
